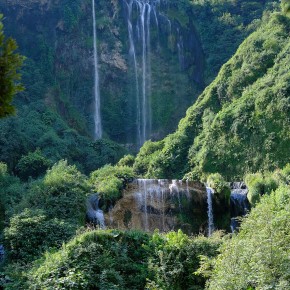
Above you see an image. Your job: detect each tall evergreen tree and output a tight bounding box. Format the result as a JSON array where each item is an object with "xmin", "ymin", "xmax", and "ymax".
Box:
[{"xmin": 0, "ymin": 14, "xmax": 24, "ymax": 118}]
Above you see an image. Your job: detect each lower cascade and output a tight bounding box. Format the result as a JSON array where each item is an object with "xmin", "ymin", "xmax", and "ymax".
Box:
[
  {"xmin": 104, "ymin": 179, "xmax": 208, "ymax": 234},
  {"xmin": 230, "ymin": 182, "xmax": 250, "ymax": 232},
  {"xmin": 86, "ymin": 180, "xmax": 253, "ymax": 235},
  {"xmin": 87, "ymin": 194, "xmax": 105, "ymax": 228}
]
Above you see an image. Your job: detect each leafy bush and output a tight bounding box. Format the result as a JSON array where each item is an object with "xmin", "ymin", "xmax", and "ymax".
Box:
[
  {"xmin": 16, "ymin": 160, "xmax": 89, "ymax": 224},
  {"xmin": 207, "ymin": 173, "xmax": 231, "ymax": 201},
  {"xmin": 245, "ymin": 171, "xmax": 279, "ymax": 205},
  {"xmin": 204, "ymin": 184, "xmax": 290, "ymax": 290},
  {"xmin": 4, "ymin": 209, "xmax": 76, "ymax": 262},
  {"xmin": 15, "ymin": 149, "xmax": 51, "ymax": 180},
  {"xmin": 146, "ymin": 230, "xmax": 221, "ymax": 290},
  {"xmin": 26, "ymin": 230, "xmax": 151, "ymax": 290},
  {"xmin": 117, "ymin": 154, "xmax": 135, "ymax": 167},
  {"xmin": 90, "ymin": 165, "xmax": 135, "ymax": 208},
  {"xmin": 0, "ymin": 163, "xmax": 26, "ymax": 231},
  {"xmin": 281, "ymin": 0, "xmax": 290, "ymax": 16}
]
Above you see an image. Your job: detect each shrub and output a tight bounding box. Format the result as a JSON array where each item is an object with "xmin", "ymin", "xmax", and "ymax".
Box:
[
  {"xmin": 146, "ymin": 230, "xmax": 221, "ymax": 290},
  {"xmin": 117, "ymin": 154, "xmax": 135, "ymax": 167},
  {"xmin": 207, "ymin": 173, "xmax": 231, "ymax": 201},
  {"xmin": 16, "ymin": 160, "xmax": 89, "ymax": 224},
  {"xmin": 4, "ymin": 209, "xmax": 76, "ymax": 262},
  {"xmin": 281, "ymin": 0, "xmax": 290, "ymax": 17},
  {"xmin": 90, "ymin": 165, "xmax": 135, "ymax": 208},
  {"xmin": 245, "ymin": 172, "xmax": 279, "ymax": 205},
  {"xmin": 15, "ymin": 149, "xmax": 51, "ymax": 180},
  {"xmin": 26, "ymin": 230, "xmax": 150, "ymax": 290},
  {"xmin": 205, "ymin": 185, "xmax": 290, "ymax": 290}
]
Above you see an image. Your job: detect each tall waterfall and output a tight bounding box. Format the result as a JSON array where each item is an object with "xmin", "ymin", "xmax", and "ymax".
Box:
[
  {"xmin": 206, "ymin": 187, "xmax": 214, "ymax": 236},
  {"xmin": 92, "ymin": 0, "xmax": 102, "ymax": 139},
  {"xmin": 125, "ymin": 0, "xmax": 160, "ymax": 147}
]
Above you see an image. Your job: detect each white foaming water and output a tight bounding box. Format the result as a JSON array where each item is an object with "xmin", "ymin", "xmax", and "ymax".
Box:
[
  {"xmin": 92, "ymin": 0, "xmax": 102, "ymax": 139},
  {"xmin": 96, "ymin": 209, "xmax": 105, "ymax": 229},
  {"xmin": 124, "ymin": 0, "xmax": 161, "ymax": 147},
  {"xmin": 206, "ymin": 187, "xmax": 214, "ymax": 236},
  {"xmin": 135, "ymin": 179, "xmax": 190, "ymax": 231},
  {"xmin": 87, "ymin": 194, "xmax": 105, "ymax": 228}
]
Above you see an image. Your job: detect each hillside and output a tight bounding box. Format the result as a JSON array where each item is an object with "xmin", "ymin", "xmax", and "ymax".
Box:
[{"xmin": 134, "ymin": 11, "xmax": 290, "ymax": 180}]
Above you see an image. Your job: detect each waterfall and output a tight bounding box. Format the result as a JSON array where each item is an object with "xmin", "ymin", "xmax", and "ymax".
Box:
[
  {"xmin": 206, "ymin": 187, "xmax": 214, "ymax": 236},
  {"xmin": 230, "ymin": 182, "xmax": 250, "ymax": 232},
  {"xmin": 92, "ymin": 0, "xmax": 102, "ymax": 139},
  {"xmin": 126, "ymin": 0, "xmax": 141, "ymax": 145},
  {"xmin": 87, "ymin": 194, "xmax": 105, "ymax": 228},
  {"xmin": 0, "ymin": 244, "xmax": 4, "ymax": 263},
  {"xmin": 125, "ymin": 0, "xmax": 161, "ymax": 147},
  {"xmin": 135, "ymin": 179, "xmax": 191, "ymax": 231}
]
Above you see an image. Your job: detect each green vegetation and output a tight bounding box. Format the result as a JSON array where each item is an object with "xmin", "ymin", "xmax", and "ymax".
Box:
[
  {"xmin": 89, "ymin": 165, "xmax": 135, "ymax": 208},
  {"xmin": 0, "ymin": 160, "xmax": 89, "ymax": 267},
  {"xmin": 0, "ymin": 14, "xmax": 24, "ymax": 118},
  {"xmin": 203, "ymin": 184, "xmax": 290, "ymax": 290},
  {"xmin": 0, "ymin": 1, "xmax": 290, "ymax": 290},
  {"xmin": 135, "ymin": 11, "xmax": 290, "ymax": 180},
  {"xmin": 15, "ymin": 149, "xmax": 51, "ymax": 180},
  {"xmin": 4, "ymin": 229, "xmax": 220, "ymax": 290},
  {"xmin": 207, "ymin": 173, "xmax": 231, "ymax": 201},
  {"xmin": 282, "ymin": 0, "xmax": 290, "ymax": 16}
]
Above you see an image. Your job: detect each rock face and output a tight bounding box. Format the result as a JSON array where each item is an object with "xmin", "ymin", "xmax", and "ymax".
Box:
[{"xmin": 105, "ymin": 179, "xmax": 209, "ymax": 234}]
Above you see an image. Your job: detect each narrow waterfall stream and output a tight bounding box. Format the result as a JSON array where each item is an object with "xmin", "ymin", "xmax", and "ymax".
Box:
[
  {"xmin": 92, "ymin": 0, "xmax": 102, "ymax": 139},
  {"xmin": 206, "ymin": 187, "xmax": 214, "ymax": 236},
  {"xmin": 87, "ymin": 195, "xmax": 105, "ymax": 228}
]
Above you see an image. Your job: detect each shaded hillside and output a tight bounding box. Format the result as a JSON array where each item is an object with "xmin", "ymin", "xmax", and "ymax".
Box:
[{"xmin": 134, "ymin": 11, "xmax": 290, "ymax": 180}]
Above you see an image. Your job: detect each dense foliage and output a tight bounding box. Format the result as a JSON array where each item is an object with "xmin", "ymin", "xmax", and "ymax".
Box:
[
  {"xmin": 0, "ymin": 160, "xmax": 90, "ymax": 267},
  {"xmin": 7, "ymin": 229, "xmax": 220, "ymax": 290},
  {"xmin": 203, "ymin": 183, "xmax": 290, "ymax": 289},
  {"xmin": 135, "ymin": 11, "xmax": 290, "ymax": 180},
  {"xmin": 89, "ymin": 164, "xmax": 136, "ymax": 208}
]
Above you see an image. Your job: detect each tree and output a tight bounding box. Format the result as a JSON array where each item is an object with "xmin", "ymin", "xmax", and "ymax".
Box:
[{"xmin": 0, "ymin": 14, "xmax": 24, "ymax": 118}]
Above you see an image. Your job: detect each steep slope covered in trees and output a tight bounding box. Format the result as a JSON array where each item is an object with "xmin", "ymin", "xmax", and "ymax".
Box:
[{"xmin": 134, "ymin": 11, "xmax": 290, "ymax": 180}]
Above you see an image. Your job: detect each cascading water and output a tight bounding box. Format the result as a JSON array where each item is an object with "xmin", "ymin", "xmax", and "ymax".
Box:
[
  {"xmin": 87, "ymin": 194, "xmax": 105, "ymax": 228},
  {"xmin": 230, "ymin": 182, "xmax": 250, "ymax": 232},
  {"xmin": 135, "ymin": 179, "xmax": 191, "ymax": 232},
  {"xmin": 0, "ymin": 244, "xmax": 4, "ymax": 263},
  {"xmin": 124, "ymin": 0, "xmax": 201, "ymax": 147},
  {"xmin": 206, "ymin": 187, "xmax": 214, "ymax": 236},
  {"xmin": 124, "ymin": 0, "xmax": 161, "ymax": 147},
  {"xmin": 92, "ymin": 0, "xmax": 102, "ymax": 139}
]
